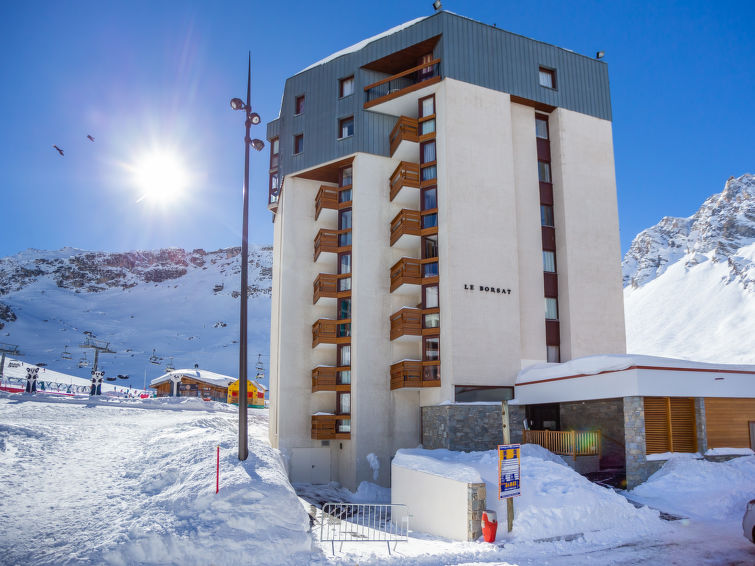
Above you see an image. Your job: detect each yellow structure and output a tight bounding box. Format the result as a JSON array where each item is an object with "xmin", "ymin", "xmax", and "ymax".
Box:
[{"xmin": 227, "ymin": 379, "xmax": 266, "ymax": 408}]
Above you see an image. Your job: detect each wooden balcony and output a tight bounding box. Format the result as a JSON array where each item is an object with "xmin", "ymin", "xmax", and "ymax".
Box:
[
  {"xmin": 522, "ymin": 430, "xmax": 601, "ymax": 461},
  {"xmin": 315, "ymin": 184, "xmax": 352, "ymax": 220},
  {"xmin": 390, "ymin": 360, "xmax": 441, "ymax": 390},
  {"xmin": 311, "ymin": 414, "xmax": 351, "ymax": 439},
  {"xmin": 389, "ymin": 116, "xmax": 419, "ymax": 157},
  {"xmin": 311, "ymin": 366, "xmax": 351, "ymax": 392},
  {"xmin": 389, "ymin": 162, "xmax": 420, "ymax": 201},
  {"xmin": 364, "ymin": 59, "xmax": 441, "ymax": 109},
  {"xmin": 313, "ymin": 273, "xmax": 351, "ymax": 304},
  {"xmin": 314, "ymin": 228, "xmax": 351, "ymax": 261},
  {"xmin": 390, "ymin": 209, "xmax": 421, "ymax": 246},
  {"xmin": 390, "ymin": 257, "xmax": 422, "ymax": 292},
  {"xmin": 312, "ymin": 318, "xmax": 351, "ymax": 347},
  {"xmin": 390, "ymin": 308, "xmax": 422, "ymax": 340}
]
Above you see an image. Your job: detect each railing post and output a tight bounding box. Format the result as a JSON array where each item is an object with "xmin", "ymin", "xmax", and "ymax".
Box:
[{"xmin": 571, "ymin": 430, "xmax": 577, "ymax": 461}]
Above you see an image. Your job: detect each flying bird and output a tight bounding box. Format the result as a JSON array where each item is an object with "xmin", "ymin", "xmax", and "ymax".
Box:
[
  {"xmin": 87, "ymin": 135, "xmax": 95, "ymax": 142},
  {"xmin": 53, "ymin": 145, "xmax": 64, "ymax": 156}
]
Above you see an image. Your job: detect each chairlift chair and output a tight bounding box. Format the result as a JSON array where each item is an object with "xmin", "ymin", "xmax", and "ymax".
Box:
[
  {"xmin": 166, "ymin": 357, "xmax": 175, "ymax": 372},
  {"xmin": 117, "ymin": 374, "xmax": 129, "ymax": 380},
  {"xmin": 61, "ymin": 346, "xmax": 72, "ymax": 360},
  {"xmin": 105, "ymin": 376, "xmax": 117, "ymax": 382},
  {"xmin": 149, "ymin": 349, "xmax": 161, "ymax": 365},
  {"xmin": 255, "ymin": 354, "xmax": 264, "ymax": 372},
  {"xmin": 78, "ymin": 353, "xmax": 90, "ymax": 368}
]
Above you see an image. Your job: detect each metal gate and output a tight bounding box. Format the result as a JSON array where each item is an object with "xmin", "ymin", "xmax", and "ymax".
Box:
[{"xmin": 319, "ymin": 502, "xmax": 409, "ymax": 555}]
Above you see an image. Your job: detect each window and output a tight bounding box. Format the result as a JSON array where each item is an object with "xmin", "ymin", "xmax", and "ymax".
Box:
[
  {"xmin": 340, "ymin": 166, "xmax": 353, "ymax": 187},
  {"xmin": 540, "ymin": 205, "xmax": 554, "ymax": 227},
  {"xmin": 538, "ymin": 161, "xmax": 551, "ymax": 183},
  {"xmin": 270, "ymin": 138, "xmax": 280, "ymax": 169},
  {"xmin": 547, "ymin": 345, "xmax": 560, "ymax": 363},
  {"xmin": 420, "ymin": 118, "xmax": 435, "ymax": 136},
  {"xmin": 535, "ymin": 116, "xmax": 549, "ymax": 139},
  {"xmin": 421, "ymin": 140, "xmax": 437, "ymax": 181},
  {"xmin": 337, "ymin": 392, "xmax": 351, "ymax": 415},
  {"xmin": 339, "ymin": 76, "xmax": 354, "ymax": 98},
  {"xmin": 337, "ymin": 369, "xmax": 351, "ymax": 385},
  {"xmin": 339, "ymin": 344, "xmax": 351, "ymax": 366},
  {"xmin": 295, "ymin": 95, "xmax": 304, "ymax": 114},
  {"xmin": 422, "ymin": 212, "xmax": 438, "ymax": 229},
  {"xmin": 423, "ymin": 336, "xmax": 440, "ymax": 361},
  {"xmin": 423, "ymin": 285, "xmax": 439, "ymax": 309},
  {"xmin": 539, "ymin": 67, "xmax": 556, "ymax": 89},
  {"xmin": 422, "ymin": 235, "xmax": 438, "ymax": 259},
  {"xmin": 338, "ymin": 209, "xmax": 352, "ymax": 246},
  {"xmin": 293, "ymin": 134, "xmax": 303, "ymax": 154},
  {"xmin": 422, "ymin": 187, "xmax": 437, "ymax": 210},
  {"xmin": 420, "ymin": 95, "xmax": 435, "ymax": 117},
  {"xmin": 423, "ymin": 261, "xmax": 439, "ymax": 278},
  {"xmin": 338, "ymin": 116, "xmax": 354, "ymax": 139},
  {"xmin": 543, "ymin": 251, "xmax": 556, "ymax": 273},
  {"xmin": 545, "ymin": 297, "xmax": 558, "ymax": 320},
  {"xmin": 338, "ymin": 252, "xmax": 351, "ymax": 291},
  {"xmin": 423, "ymin": 312, "xmax": 440, "ymax": 329}
]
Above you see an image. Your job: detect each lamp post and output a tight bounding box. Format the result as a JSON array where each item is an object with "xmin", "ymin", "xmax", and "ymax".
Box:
[{"xmin": 230, "ymin": 52, "xmax": 264, "ymax": 461}]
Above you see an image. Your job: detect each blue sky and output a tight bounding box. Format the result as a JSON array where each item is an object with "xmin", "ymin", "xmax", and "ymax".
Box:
[{"xmin": 0, "ymin": 0, "xmax": 752, "ymax": 258}]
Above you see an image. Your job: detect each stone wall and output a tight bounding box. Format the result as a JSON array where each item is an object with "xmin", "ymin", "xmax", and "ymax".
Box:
[
  {"xmin": 422, "ymin": 404, "xmax": 504, "ymax": 451},
  {"xmin": 509, "ymin": 404, "xmax": 526, "ymax": 444},
  {"xmin": 559, "ymin": 398, "xmax": 625, "ymax": 468},
  {"xmin": 623, "ymin": 396, "xmax": 649, "ymax": 489},
  {"xmin": 467, "ymin": 483, "xmax": 486, "ymax": 541}
]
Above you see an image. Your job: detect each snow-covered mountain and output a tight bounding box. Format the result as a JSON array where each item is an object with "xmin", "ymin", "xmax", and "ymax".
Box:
[
  {"xmin": 0, "ymin": 246, "xmax": 272, "ymax": 387},
  {"xmin": 623, "ymin": 173, "xmax": 755, "ymax": 363}
]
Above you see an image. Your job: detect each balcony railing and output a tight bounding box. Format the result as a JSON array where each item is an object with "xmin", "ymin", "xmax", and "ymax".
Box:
[
  {"xmin": 314, "ymin": 228, "xmax": 351, "ymax": 261},
  {"xmin": 390, "ymin": 257, "xmax": 422, "ymax": 292},
  {"xmin": 364, "ymin": 59, "xmax": 441, "ymax": 109},
  {"xmin": 311, "ymin": 414, "xmax": 351, "ymax": 439},
  {"xmin": 390, "ymin": 209, "xmax": 421, "ymax": 246},
  {"xmin": 312, "ymin": 366, "xmax": 352, "ymax": 392},
  {"xmin": 522, "ymin": 430, "xmax": 601, "ymax": 461},
  {"xmin": 389, "ymin": 161, "xmax": 420, "ymax": 201},
  {"xmin": 313, "ymin": 273, "xmax": 352, "ymax": 304},
  {"xmin": 315, "ymin": 185, "xmax": 352, "ymax": 220},
  {"xmin": 312, "ymin": 318, "xmax": 351, "ymax": 347},
  {"xmin": 389, "ymin": 116, "xmax": 419, "ymax": 157},
  {"xmin": 390, "ymin": 360, "xmax": 441, "ymax": 390},
  {"xmin": 389, "ymin": 308, "xmax": 422, "ymax": 340}
]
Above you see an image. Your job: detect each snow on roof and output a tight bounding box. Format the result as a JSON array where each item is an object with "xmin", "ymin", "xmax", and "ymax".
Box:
[
  {"xmin": 297, "ymin": 16, "xmax": 429, "ymax": 74},
  {"xmin": 150, "ymin": 368, "xmax": 236, "ymax": 388},
  {"xmin": 517, "ymin": 354, "xmax": 755, "ymax": 385}
]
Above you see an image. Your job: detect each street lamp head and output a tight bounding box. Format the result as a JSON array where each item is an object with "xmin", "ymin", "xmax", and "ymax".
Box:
[
  {"xmin": 251, "ymin": 139, "xmax": 265, "ymax": 152},
  {"xmin": 249, "ymin": 112, "xmax": 261, "ymax": 125},
  {"xmin": 230, "ymin": 97, "xmax": 246, "ymax": 111}
]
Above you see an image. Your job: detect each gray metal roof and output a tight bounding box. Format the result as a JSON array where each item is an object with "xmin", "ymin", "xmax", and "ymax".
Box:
[{"xmin": 267, "ymin": 11, "xmax": 612, "ymax": 179}]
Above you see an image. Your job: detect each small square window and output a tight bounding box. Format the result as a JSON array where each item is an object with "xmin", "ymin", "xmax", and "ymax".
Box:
[
  {"xmin": 339, "ymin": 116, "xmax": 354, "ymax": 139},
  {"xmin": 545, "ymin": 297, "xmax": 559, "ymax": 320},
  {"xmin": 539, "ymin": 67, "xmax": 556, "ymax": 89},
  {"xmin": 339, "ymin": 76, "xmax": 354, "ymax": 98},
  {"xmin": 547, "ymin": 345, "xmax": 560, "ymax": 363},
  {"xmin": 293, "ymin": 134, "xmax": 303, "ymax": 155},
  {"xmin": 540, "ymin": 205, "xmax": 554, "ymax": 227},
  {"xmin": 543, "ymin": 251, "xmax": 556, "ymax": 273},
  {"xmin": 295, "ymin": 95, "xmax": 304, "ymax": 114}
]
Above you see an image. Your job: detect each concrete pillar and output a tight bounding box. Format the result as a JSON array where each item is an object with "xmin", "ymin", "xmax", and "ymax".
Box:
[
  {"xmin": 695, "ymin": 397, "xmax": 707, "ymax": 454},
  {"xmin": 623, "ymin": 396, "xmax": 648, "ymax": 489}
]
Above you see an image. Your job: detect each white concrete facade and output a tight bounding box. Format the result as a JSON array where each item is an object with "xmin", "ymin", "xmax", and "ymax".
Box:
[{"xmin": 269, "ymin": 77, "xmax": 625, "ymax": 489}]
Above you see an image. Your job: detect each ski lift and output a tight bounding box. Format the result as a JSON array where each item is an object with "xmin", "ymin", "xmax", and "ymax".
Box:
[
  {"xmin": 166, "ymin": 357, "xmax": 175, "ymax": 372},
  {"xmin": 255, "ymin": 354, "xmax": 264, "ymax": 372},
  {"xmin": 78, "ymin": 353, "xmax": 90, "ymax": 368},
  {"xmin": 149, "ymin": 349, "xmax": 161, "ymax": 365},
  {"xmin": 117, "ymin": 374, "xmax": 129, "ymax": 380},
  {"xmin": 61, "ymin": 346, "xmax": 72, "ymax": 360},
  {"xmin": 213, "ymin": 283, "xmax": 224, "ymax": 293},
  {"xmin": 105, "ymin": 376, "xmax": 117, "ymax": 382}
]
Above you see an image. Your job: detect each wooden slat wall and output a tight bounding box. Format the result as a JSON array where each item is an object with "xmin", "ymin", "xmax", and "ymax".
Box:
[
  {"xmin": 644, "ymin": 397, "xmax": 697, "ymax": 454},
  {"xmin": 705, "ymin": 398, "xmax": 755, "ymax": 449},
  {"xmin": 669, "ymin": 398, "xmax": 696, "ymax": 452},
  {"xmin": 644, "ymin": 397, "xmax": 670, "ymax": 454}
]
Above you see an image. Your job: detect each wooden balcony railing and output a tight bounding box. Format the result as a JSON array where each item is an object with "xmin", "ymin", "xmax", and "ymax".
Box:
[
  {"xmin": 390, "ymin": 360, "xmax": 441, "ymax": 390},
  {"xmin": 311, "ymin": 414, "xmax": 351, "ymax": 439},
  {"xmin": 389, "ymin": 116, "xmax": 419, "ymax": 157},
  {"xmin": 390, "ymin": 257, "xmax": 422, "ymax": 292},
  {"xmin": 390, "ymin": 308, "xmax": 422, "ymax": 340},
  {"xmin": 389, "ymin": 162, "xmax": 420, "ymax": 201},
  {"xmin": 313, "ymin": 273, "xmax": 351, "ymax": 304},
  {"xmin": 311, "ymin": 366, "xmax": 351, "ymax": 392},
  {"xmin": 390, "ymin": 209, "xmax": 421, "ymax": 245},
  {"xmin": 315, "ymin": 185, "xmax": 352, "ymax": 220},
  {"xmin": 314, "ymin": 228, "xmax": 351, "ymax": 261},
  {"xmin": 522, "ymin": 430, "xmax": 601, "ymax": 461},
  {"xmin": 312, "ymin": 318, "xmax": 351, "ymax": 347},
  {"xmin": 364, "ymin": 59, "xmax": 441, "ymax": 109}
]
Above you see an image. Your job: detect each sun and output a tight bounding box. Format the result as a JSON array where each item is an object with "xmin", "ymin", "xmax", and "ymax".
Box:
[{"xmin": 131, "ymin": 149, "xmax": 190, "ymax": 204}]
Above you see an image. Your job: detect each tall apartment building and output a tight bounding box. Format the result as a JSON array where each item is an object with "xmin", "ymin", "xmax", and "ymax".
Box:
[{"xmin": 266, "ymin": 11, "xmax": 626, "ymax": 489}]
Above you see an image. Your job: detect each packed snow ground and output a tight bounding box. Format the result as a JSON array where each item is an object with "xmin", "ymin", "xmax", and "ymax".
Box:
[{"xmin": 2, "ymin": 394, "xmax": 753, "ymax": 565}]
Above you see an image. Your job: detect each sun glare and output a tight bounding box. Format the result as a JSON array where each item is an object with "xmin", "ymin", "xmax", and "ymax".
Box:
[{"xmin": 132, "ymin": 149, "xmax": 190, "ymax": 204}]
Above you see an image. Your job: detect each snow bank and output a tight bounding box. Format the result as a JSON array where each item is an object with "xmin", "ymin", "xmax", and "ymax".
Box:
[
  {"xmin": 630, "ymin": 455, "xmax": 755, "ymax": 521},
  {"xmin": 394, "ymin": 445, "xmax": 663, "ymax": 541}
]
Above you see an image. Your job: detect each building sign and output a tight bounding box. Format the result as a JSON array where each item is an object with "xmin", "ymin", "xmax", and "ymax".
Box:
[
  {"xmin": 464, "ymin": 284, "xmax": 511, "ymax": 295},
  {"xmin": 498, "ymin": 444, "xmax": 521, "ymax": 499}
]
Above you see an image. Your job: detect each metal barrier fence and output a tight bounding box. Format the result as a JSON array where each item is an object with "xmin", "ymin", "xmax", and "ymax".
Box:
[
  {"xmin": 319, "ymin": 502, "xmax": 409, "ymax": 555},
  {"xmin": 0, "ymin": 376, "xmax": 89, "ymax": 395}
]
